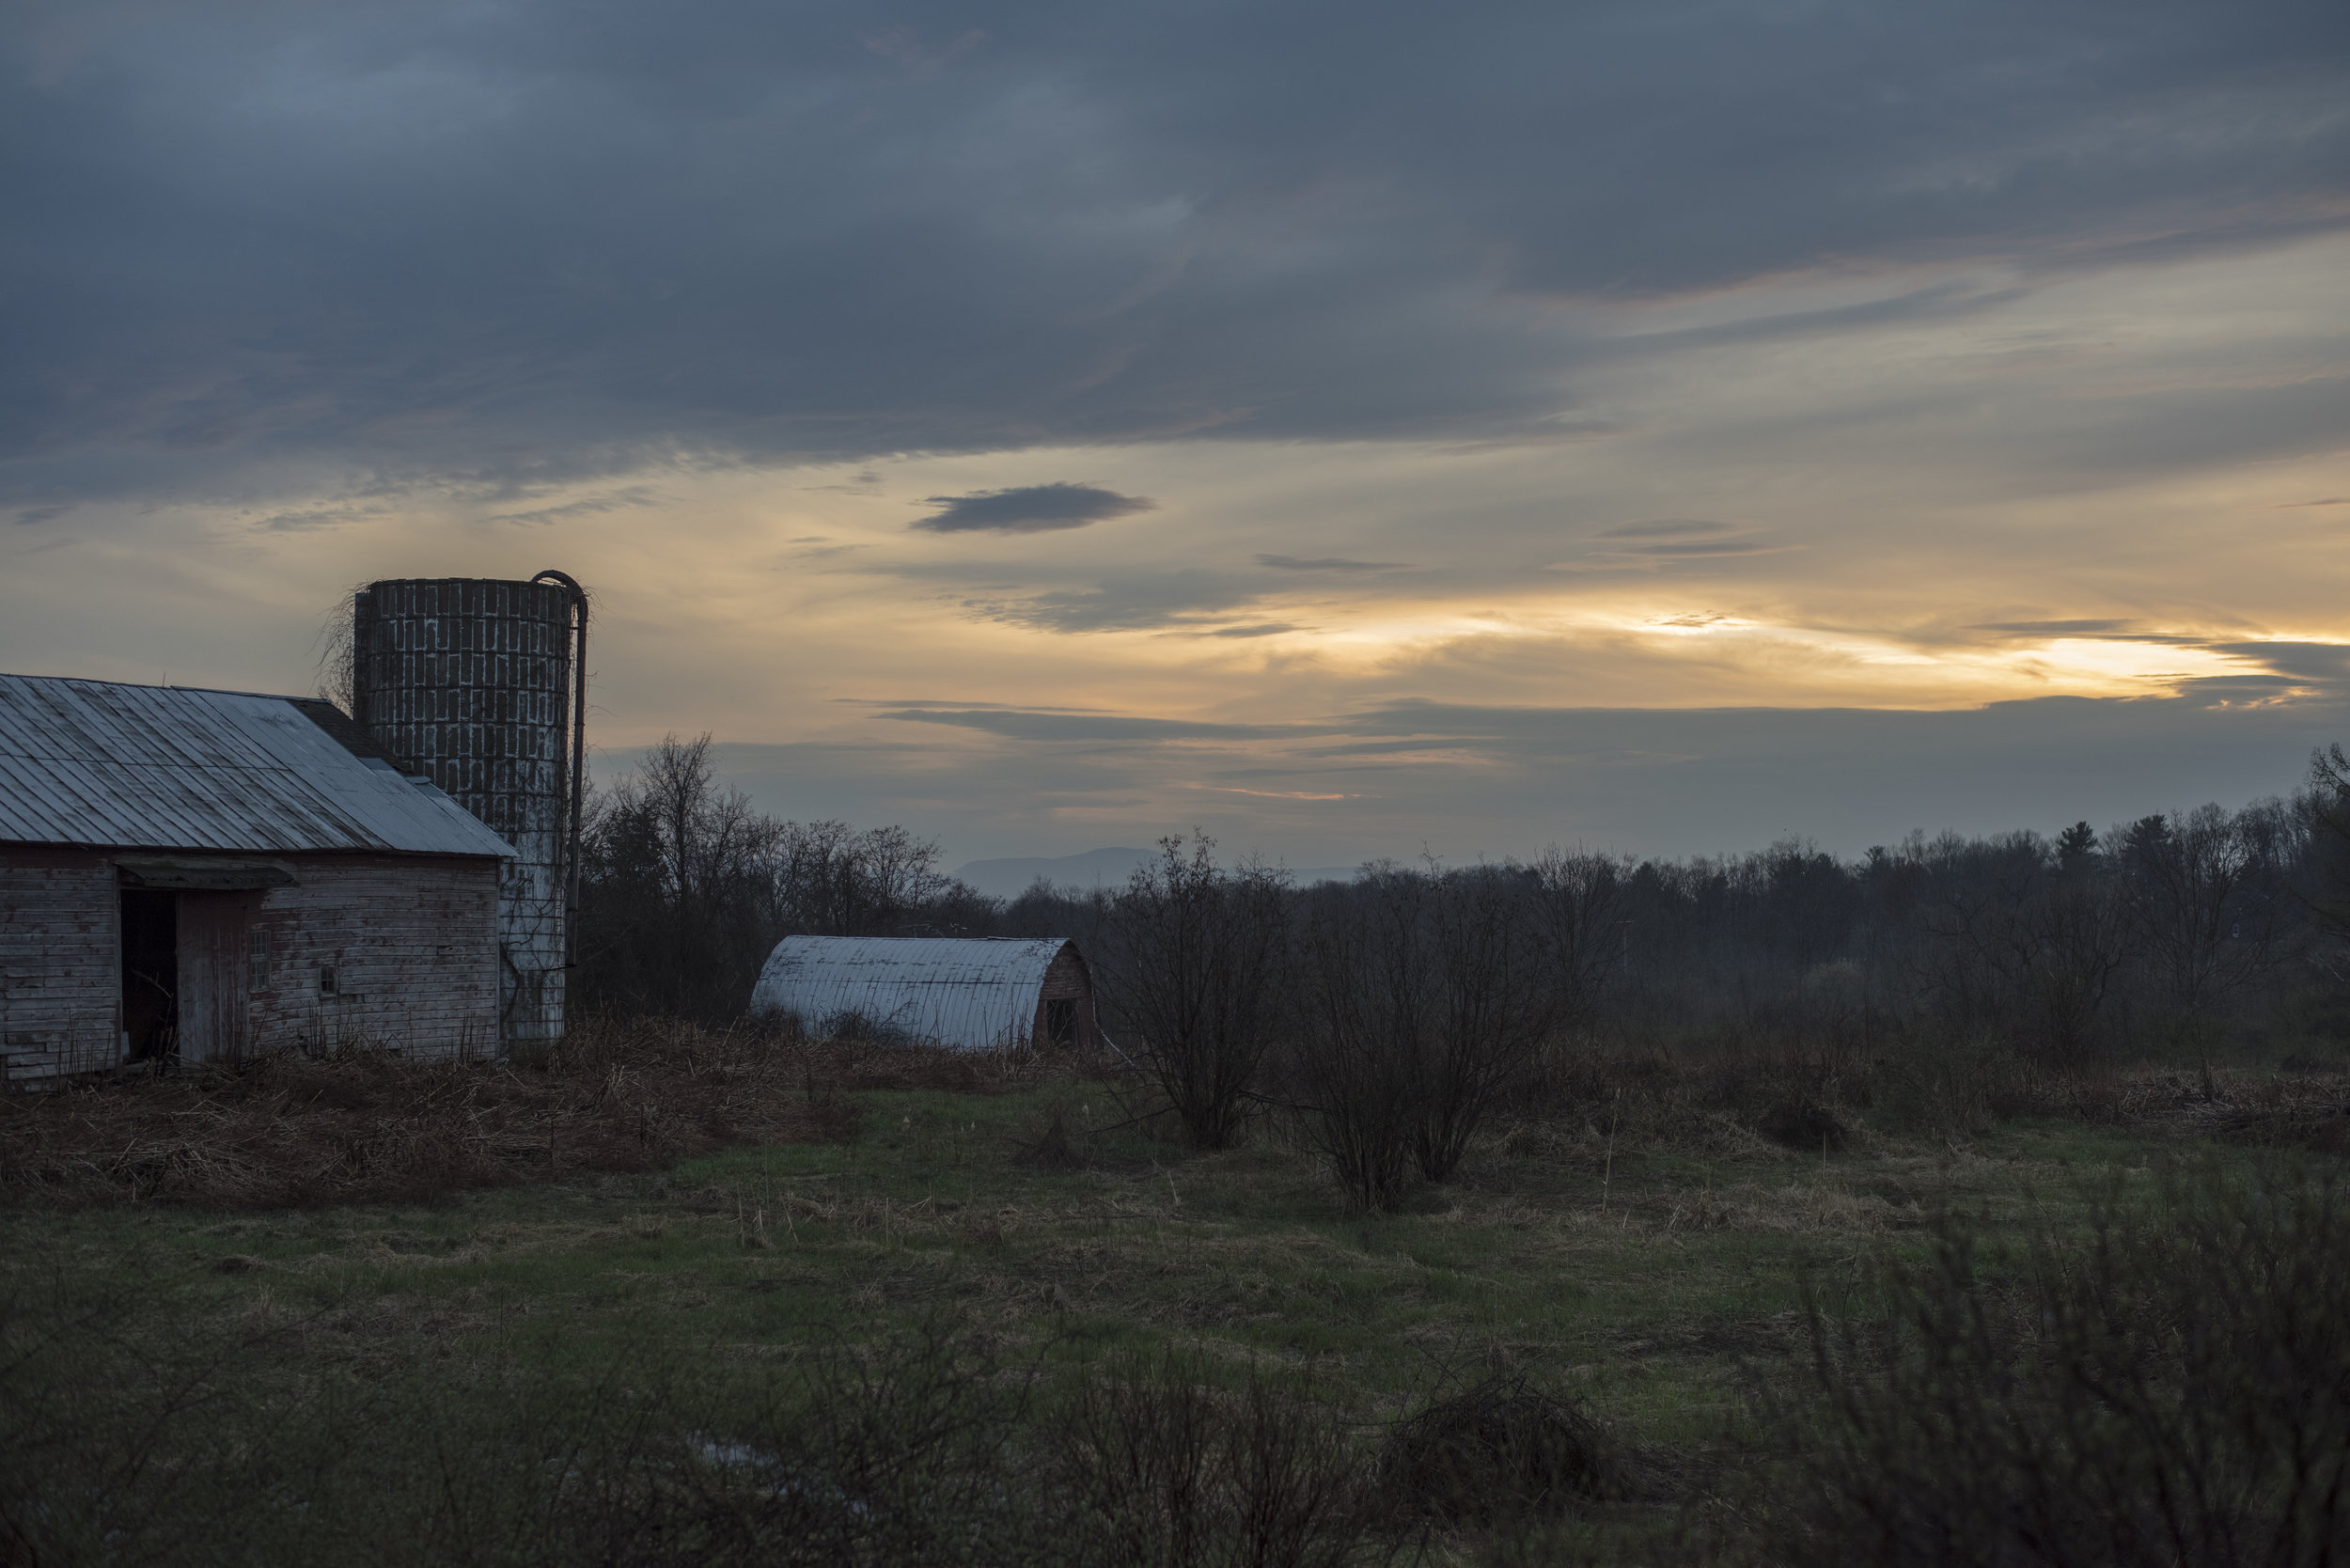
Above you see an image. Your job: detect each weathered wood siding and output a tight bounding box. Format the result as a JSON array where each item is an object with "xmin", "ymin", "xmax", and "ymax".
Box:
[
  {"xmin": 247, "ymin": 855, "xmax": 500, "ymax": 1059},
  {"xmin": 0, "ymin": 847, "xmax": 501, "ymax": 1086},
  {"xmin": 177, "ymin": 890, "xmax": 255, "ymax": 1065},
  {"xmin": 1031, "ymin": 943, "xmax": 1098, "ymax": 1048},
  {"xmin": 0, "ymin": 848, "xmax": 121, "ymax": 1082}
]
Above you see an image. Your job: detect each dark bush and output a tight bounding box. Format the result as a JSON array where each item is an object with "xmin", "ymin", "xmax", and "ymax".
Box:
[
  {"xmin": 1377, "ymin": 1372, "xmax": 1640, "ymax": 1527},
  {"xmin": 1754, "ymin": 1096, "xmax": 1848, "ymax": 1152}
]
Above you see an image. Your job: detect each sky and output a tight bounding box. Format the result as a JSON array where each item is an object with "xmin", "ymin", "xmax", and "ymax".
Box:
[{"xmin": 5, "ymin": 0, "xmax": 2348, "ymax": 870}]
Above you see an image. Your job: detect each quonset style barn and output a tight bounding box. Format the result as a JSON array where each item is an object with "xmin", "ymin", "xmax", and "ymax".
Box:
[
  {"xmin": 750, "ymin": 936, "xmax": 1098, "ymax": 1051},
  {"xmin": 0, "ymin": 674, "xmax": 517, "ymax": 1086}
]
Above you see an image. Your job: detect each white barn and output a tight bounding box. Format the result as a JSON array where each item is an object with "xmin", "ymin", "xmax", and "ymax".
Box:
[{"xmin": 749, "ymin": 936, "xmax": 1097, "ymax": 1052}]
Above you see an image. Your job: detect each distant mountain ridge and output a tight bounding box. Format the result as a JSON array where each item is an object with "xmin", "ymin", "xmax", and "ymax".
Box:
[{"xmin": 951, "ymin": 847, "xmax": 1361, "ymax": 900}]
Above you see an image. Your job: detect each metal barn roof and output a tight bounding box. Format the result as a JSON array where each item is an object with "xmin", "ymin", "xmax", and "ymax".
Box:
[
  {"xmin": 0, "ymin": 674, "xmax": 515, "ymax": 858},
  {"xmin": 751, "ymin": 936, "xmax": 1079, "ymax": 1051}
]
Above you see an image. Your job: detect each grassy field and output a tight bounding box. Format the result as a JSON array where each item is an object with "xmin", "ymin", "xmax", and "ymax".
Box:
[{"xmin": 11, "ymin": 1031, "xmax": 2324, "ymax": 1564}]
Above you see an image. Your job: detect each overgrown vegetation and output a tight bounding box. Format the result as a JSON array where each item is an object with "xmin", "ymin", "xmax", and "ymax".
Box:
[
  {"xmin": 1761, "ymin": 1164, "xmax": 2350, "ymax": 1568},
  {"xmin": 12, "ymin": 742, "xmax": 2350, "ymax": 1563},
  {"xmin": 7, "ymin": 1013, "xmax": 2350, "ymax": 1564}
]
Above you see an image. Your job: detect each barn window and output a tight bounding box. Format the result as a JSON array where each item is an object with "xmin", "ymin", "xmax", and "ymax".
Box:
[
  {"xmin": 1045, "ymin": 997, "xmax": 1077, "ymax": 1048},
  {"xmin": 319, "ymin": 964, "xmax": 337, "ymax": 996},
  {"xmin": 248, "ymin": 929, "xmax": 271, "ymax": 993}
]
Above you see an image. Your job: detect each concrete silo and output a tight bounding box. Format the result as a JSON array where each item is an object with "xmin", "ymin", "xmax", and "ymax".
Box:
[{"xmin": 350, "ymin": 573, "xmax": 587, "ymax": 1054}]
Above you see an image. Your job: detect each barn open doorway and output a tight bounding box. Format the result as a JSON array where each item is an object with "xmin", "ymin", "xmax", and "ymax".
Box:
[
  {"xmin": 1045, "ymin": 997, "xmax": 1077, "ymax": 1048},
  {"xmin": 119, "ymin": 888, "xmax": 177, "ymax": 1062}
]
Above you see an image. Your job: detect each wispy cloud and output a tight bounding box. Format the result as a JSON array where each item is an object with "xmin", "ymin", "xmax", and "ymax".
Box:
[
  {"xmin": 1974, "ymin": 619, "xmax": 2140, "ymax": 636},
  {"xmin": 1256, "ymin": 554, "xmax": 1407, "ymax": 572},
  {"xmin": 488, "ymin": 487, "xmax": 657, "ymax": 526},
  {"xmin": 253, "ymin": 503, "xmax": 384, "ymax": 533},
  {"xmin": 878, "ymin": 707, "xmax": 1325, "ymax": 742},
  {"xmin": 1592, "ymin": 519, "xmax": 1739, "ymax": 541},
  {"xmin": 965, "ymin": 570, "xmax": 1261, "ymax": 633},
  {"xmin": 1552, "ymin": 518, "xmax": 1794, "ymax": 570}
]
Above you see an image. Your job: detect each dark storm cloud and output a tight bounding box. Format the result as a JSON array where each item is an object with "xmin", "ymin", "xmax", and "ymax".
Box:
[
  {"xmin": 913, "ymin": 482, "xmax": 1156, "ymax": 533},
  {"xmin": 5, "ymin": 0, "xmax": 2345, "ymax": 508}
]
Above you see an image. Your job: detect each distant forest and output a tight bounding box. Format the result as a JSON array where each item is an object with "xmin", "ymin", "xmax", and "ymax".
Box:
[{"xmin": 576, "ymin": 732, "xmax": 2350, "ymax": 1080}]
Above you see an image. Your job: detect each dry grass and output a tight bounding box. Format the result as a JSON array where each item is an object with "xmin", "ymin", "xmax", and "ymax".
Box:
[
  {"xmin": 2115, "ymin": 1069, "xmax": 2350, "ymax": 1152},
  {"xmin": 0, "ymin": 1015, "xmax": 1093, "ymax": 1209}
]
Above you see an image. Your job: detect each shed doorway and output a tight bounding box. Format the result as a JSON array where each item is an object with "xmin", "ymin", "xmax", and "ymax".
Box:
[{"xmin": 119, "ymin": 889, "xmax": 177, "ymax": 1063}]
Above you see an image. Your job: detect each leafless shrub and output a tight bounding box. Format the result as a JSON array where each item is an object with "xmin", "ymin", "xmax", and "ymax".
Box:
[
  {"xmin": 1282, "ymin": 863, "xmax": 1554, "ymax": 1208},
  {"xmin": 1767, "ymin": 1161, "xmax": 2350, "ymax": 1568},
  {"xmin": 1410, "ymin": 864, "xmax": 1556, "ymax": 1181},
  {"xmin": 1099, "ymin": 834, "xmax": 1292, "ymax": 1150},
  {"xmin": 1284, "ymin": 880, "xmax": 1420, "ymax": 1211},
  {"xmin": 1057, "ymin": 1349, "xmax": 1379, "ymax": 1568}
]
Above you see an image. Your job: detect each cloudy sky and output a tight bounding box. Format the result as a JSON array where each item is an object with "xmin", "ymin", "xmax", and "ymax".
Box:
[{"xmin": 6, "ymin": 0, "xmax": 2347, "ymax": 867}]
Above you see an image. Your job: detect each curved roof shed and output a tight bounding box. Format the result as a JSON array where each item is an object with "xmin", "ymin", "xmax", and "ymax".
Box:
[{"xmin": 750, "ymin": 936, "xmax": 1096, "ymax": 1052}]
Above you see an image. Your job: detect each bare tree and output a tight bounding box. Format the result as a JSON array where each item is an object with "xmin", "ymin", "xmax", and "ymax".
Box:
[
  {"xmin": 1527, "ymin": 846, "xmax": 1631, "ymax": 1027},
  {"xmin": 575, "ymin": 733, "xmax": 988, "ymax": 1017},
  {"xmin": 1099, "ymin": 835, "xmax": 1291, "ymax": 1150},
  {"xmin": 1908, "ymin": 832, "xmax": 2128, "ymax": 1067},
  {"xmin": 2116, "ymin": 805, "xmax": 2289, "ymax": 1022},
  {"xmin": 776, "ymin": 820, "xmax": 957, "ymax": 935}
]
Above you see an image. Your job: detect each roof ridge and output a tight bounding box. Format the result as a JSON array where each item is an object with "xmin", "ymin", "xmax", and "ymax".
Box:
[{"xmin": 0, "ymin": 671, "xmax": 314, "ymax": 702}]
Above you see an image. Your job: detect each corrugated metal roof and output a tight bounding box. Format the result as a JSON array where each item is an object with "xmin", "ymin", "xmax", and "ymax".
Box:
[
  {"xmin": 750, "ymin": 936, "xmax": 1078, "ymax": 1051},
  {"xmin": 0, "ymin": 674, "xmax": 515, "ymax": 858}
]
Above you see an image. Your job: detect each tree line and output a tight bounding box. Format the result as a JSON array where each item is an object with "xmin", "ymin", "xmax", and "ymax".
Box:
[{"xmin": 575, "ymin": 733, "xmax": 2350, "ymax": 1205}]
